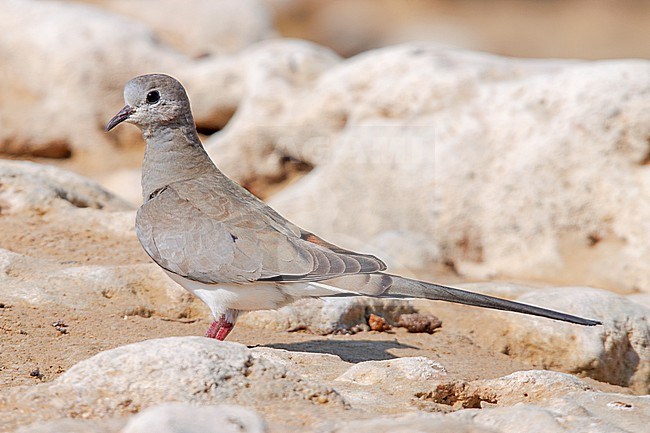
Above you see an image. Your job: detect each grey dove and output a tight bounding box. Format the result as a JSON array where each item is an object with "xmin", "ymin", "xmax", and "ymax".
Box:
[{"xmin": 106, "ymin": 73, "xmax": 601, "ymax": 341}]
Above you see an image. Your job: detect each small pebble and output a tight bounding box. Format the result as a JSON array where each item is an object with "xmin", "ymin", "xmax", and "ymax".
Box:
[
  {"xmin": 51, "ymin": 320, "xmax": 68, "ymax": 334},
  {"xmin": 398, "ymin": 313, "xmax": 442, "ymax": 334},
  {"xmin": 607, "ymin": 401, "xmax": 634, "ymax": 410},
  {"xmin": 368, "ymin": 314, "xmax": 391, "ymax": 332}
]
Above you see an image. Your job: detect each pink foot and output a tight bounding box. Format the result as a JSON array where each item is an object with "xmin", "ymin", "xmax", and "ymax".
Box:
[{"xmin": 205, "ymin": 315, "xmax": 235, "ymax": 341}]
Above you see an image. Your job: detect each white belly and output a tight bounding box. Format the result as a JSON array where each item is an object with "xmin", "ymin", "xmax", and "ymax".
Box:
[
  {"xmin": 164, "ymin": 270, "xmax": 294, "ymax": 317},
  {"xmin": 163, "ymin": 271, "xmax": 355, "ymax": 319}
]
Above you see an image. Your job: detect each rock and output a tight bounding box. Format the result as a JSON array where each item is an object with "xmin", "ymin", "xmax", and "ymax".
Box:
[
  {"xmin": 319, "ymin": 413, "xmax": 495, "ymax": 433},
  {"xmin": 0, "ymin": 337, "xmax": 342, "ymax": 429},
  {"xmin": 449, "ymin": 389, "xmax": 650, "ymax": 433},
  {"xmin": 417, "ymin": 370, "xmax": 592, "ymax": 409},
  {"xmin": 88, "ymin": 0, "xmax": 276, "ymax": 58},
  {"xmin": 0, "ymin": 247, "xmax": 197, "ymax": 317},
  {"xmin": 50, "ymin": 337, "xmax": 339, "ymax": 410},
  {"xmin": 0, "ymin": 0, "xmax": 270, "ymax": 172},
  {"xmin": 429, "ymin": 285, "xmax": 650, "ymax": 393},
  {"xmin": 415, "ymin": 370, "xmax": 650, "ymax": 432},
  {"xmin": 322, "ymin": 369, "xmax": 650, "ymax": 433},
  {"xmin": 368, "ymin": 313, "xmax": 391, "ymax": 332},
  {"xmin": 211, "ymin": 45, "xmax": 649, "ymax": 291},
  {"xmin": 322, "ymin": 386, "xmax": 650, "ymax": 433},
  {"xmin": 252, "ymin": 352, "xmax": 449, "ymax": 414},
  {"xmin": 122, "ymin": 403, "xmax": 267, "ymax": 433},
  {"xmin": 628, "ymin": 293, "xmax": 650, "ymax": 310},
  {"xmin": 398, "ymin": 313, "xmax": 442, "ymax": 334},
  {"xmin": 1, "ymin": 0, "xmax": 339, "ymax": 198},
  {"xmin": 203, "ymin": 39, "xmax": 341, "ymax": 185},
  {"xmin": 335, "ymin": 357, "xmax": 447, "ymax": 387},
  {"xmin": 456, "ymin": 405, "xmax": 575, "ymax": 433},
  {"xmin": 0, "ymin": 161, "xmax": 199, "ymax": 318},
  {"xmin": 10, "ymin": 344, "xmax": 650, "ymax": 433},
  {"xmin": 14, "ymin": 418, "xmax": 126, "ymax": 433},
  {"xmin": 239, "ymin": 297, "xmax": 416, "ymax": 334},
  {"xmin": 360, "ymin": 230, "xmax": 441, "ymax": 273},
  {"xmin": 0, "ymin": 0, "xmax": 179, "ymax": 160},
  {"xmin": 0, "ymin": 160, "xmax": 130, "ymax": 214},
  {"xmin": 516, "ymin": 288, "xmax": 650, "ymax": 393},
  {"xmin": 250, "ymin": 348, "xmax": 346, "ymax": 384}
]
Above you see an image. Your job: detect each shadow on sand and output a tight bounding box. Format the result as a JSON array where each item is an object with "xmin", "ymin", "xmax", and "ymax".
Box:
[{"xmin": 263, "ymin": 339, "xmax": 418, "ymax": 363}]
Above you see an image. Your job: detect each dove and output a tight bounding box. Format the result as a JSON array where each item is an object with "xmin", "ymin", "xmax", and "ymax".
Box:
[{"xmin": 106, "ymin": 73, "xmax": 601, "ymax": 340}]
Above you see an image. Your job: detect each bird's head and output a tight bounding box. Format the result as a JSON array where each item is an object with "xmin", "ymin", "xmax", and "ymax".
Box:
[{"xmin": 105, "ymin": 73, "xmax": 193, "ymax": 133}]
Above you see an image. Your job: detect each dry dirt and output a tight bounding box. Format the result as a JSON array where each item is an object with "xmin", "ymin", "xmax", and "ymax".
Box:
[{"xmin": 0, "ymin": 294, "xmax": 631, "ymax": 395}]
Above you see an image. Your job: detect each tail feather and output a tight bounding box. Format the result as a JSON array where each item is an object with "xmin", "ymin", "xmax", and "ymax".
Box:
[
  {"xmin": 384, "ymin": 273, "xmax": 601, "ymax": 326},
  {"xmin": 321, "ymin": 273, "xmax": 602, "ymax": 326}
]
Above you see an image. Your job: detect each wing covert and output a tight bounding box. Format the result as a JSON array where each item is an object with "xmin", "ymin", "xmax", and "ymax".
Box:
[{"xmin": 136, "ymin": 180, "xmax": 387, "ymax": 284}]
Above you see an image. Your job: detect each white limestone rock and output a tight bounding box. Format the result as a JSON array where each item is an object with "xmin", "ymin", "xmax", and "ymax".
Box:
[
  {"xmin": 0, "ymin": 0, "xmax": 179, "ymax": 159},
  {"xmin": 319, "ymin": 413, "xmax": 496, "ymax": 433},
  {"xmin": 0, "ymin": 161, "xmax": 197, "ymax": 318},
  {"xmin": 324, "ymin": 370, "xmax": 650, "ymax": 433},
  {"xmin": 418, "ymin": 370, "xmax": 593, "ymax": 409},
  {"xmin": 203, "ymin": 39, "xmax": 341, "ymax": 184},
  {"xmin": 449, "ymin": 388, "xmax": 650, "ymax": 433},
  {"xmin": 0, "ymin": 337, "xmax": 342, "ymax": 428},
  {"xmin": 430, "ymin": 285, "xmax": 650, "ymax": 393},
  {"xmin": 121, "ymin": 403, "xmax": 267, "ymax": 433},
  {"xmin": 0, "ymin": 0, "xmax": 272, "ymax": 163},
  {"xmin": 0, "ymin": 241, "xmax": 195, "ymax": 319},
  {"xmin": 319, "ymin": 413, "xmax": 492, "ymax": 433},
  {"xmin": 0, "ymin": 160, "xmax": 131, "ymax": 214},
  {"xmin": 53, "ymin": 337, "xmax": 339, "ymax": 410},
  {"xmin": 335, "ymin": 357, "xmax": 447, "ymax": 386},
  {"xmin": 14, "ymin": 418, "xmax": 126, "ymax": 433},
  {"xmin": 239, "ymin": 297, "xmax": 416, "ymax": 334},
  {"xmin": 628, "ymin": 293, "xmax": 650, "ymax": 310},
  {"xmin": 88, "ymin": 0, "xmax": 276, "ymax": 58},
  {"xmin": 209, "ymin": 45, "xmax": 650, "ymax": 292},
  {"xmin": 250, "ymin": 347, "xmax": 345, "ymax": 383}
]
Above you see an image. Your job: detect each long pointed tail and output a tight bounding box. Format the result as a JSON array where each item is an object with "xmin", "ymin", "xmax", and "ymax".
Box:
[
  {"xmin": 382, "ymin": 273, "xmax": 601, "ymax": 326},
  {"xmin": 320, "ymin": 273, "xmax": 601, "ymax": 326}
]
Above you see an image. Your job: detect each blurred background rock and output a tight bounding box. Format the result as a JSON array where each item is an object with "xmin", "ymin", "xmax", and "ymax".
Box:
[{"xmin": 1, "ymin": 0, "xmax": 649, "ymax": 291}]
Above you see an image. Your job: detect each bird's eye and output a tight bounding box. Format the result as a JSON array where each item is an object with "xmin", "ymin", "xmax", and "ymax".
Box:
[{"xmin": 146, "ymin": 90, "xmax": 160, "ymax": 104}]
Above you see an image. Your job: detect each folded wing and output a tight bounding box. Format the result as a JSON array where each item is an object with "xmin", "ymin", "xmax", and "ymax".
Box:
[{"xmin": 135, "ymin": 181, "xmax": 386, "ymax": 284}]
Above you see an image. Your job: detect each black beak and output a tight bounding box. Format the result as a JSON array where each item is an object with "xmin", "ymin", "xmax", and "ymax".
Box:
[{"xmin": 105, "ymin": 105, "xmax": 134, "ymax": 132}]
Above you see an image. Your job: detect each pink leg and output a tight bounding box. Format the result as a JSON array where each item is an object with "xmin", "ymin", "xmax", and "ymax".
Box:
[{"xmin": 205, "ymin": 314, "xmax": 235, "ymax": 341}]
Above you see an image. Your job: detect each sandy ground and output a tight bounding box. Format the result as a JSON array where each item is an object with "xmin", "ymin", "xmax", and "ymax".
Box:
[
  {"xmin": 0, "ymin": 201, "xmax": 631, "ymax": 394},
  {"xmin": 0, "ymin": 276, "xmax": 628, "ymax": 394}
]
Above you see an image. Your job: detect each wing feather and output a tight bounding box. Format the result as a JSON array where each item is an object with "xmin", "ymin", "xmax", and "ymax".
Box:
[{"xmin": 136, "ymin": 179, "xmax": 386, "ymax": 284}]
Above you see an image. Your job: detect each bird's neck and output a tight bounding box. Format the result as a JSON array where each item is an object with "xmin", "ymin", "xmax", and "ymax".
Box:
[{"xmin": 140, "ymin": 124, "xmax": 217, "ymax": 201}]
